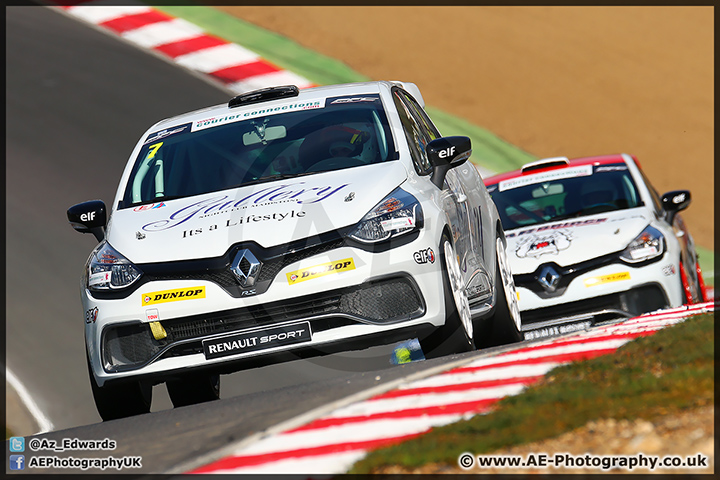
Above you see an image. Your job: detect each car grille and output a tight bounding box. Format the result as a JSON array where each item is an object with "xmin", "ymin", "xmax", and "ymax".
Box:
[
  {"xmin": 102, "ymin": 276, "xmax": 425, "ymax": 372},
  {"xmin": 521, "ymin": 283, "xmax": 669, "ymax": 326},
  {"xmin": 142, "ymin": 238, "xmax": 346, "ymax": 297}
]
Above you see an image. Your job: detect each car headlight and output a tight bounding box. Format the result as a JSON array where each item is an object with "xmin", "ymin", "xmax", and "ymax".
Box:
[
  {"xmin": 348, "ymin": 188, "xmax": 423, "ymax": 243},
  {"xmin": 620, "ymin": 225, "xmax": 665, "ymax": 263},
  {"xmin": 85, "ymin": 241, "xmax": 143, "ymax": 291}
]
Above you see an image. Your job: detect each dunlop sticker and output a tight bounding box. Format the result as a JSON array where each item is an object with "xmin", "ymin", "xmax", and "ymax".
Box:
[
  {"xmin": 142, "ymin": 286, "xmax": 205, "ymax": 306},
  {"xmin": 583, "ymin": 272, "xmax": 631, "ymax": 288},
  {"xmin": 287, "ymin": 258, "xmax": 355, "ymax": 285}
]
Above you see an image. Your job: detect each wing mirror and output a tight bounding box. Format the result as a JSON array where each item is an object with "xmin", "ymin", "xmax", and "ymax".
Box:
[
  {"xmin": 660, "ymin": 190, "xmax": 691, "ymax": 225},
  {"xmin": 427, "ymin": 136, "xmax": 472, "ymax": 189},
  {"xmin": 67, "ymin": 200, "xmax": 107, "ymax": 242}
]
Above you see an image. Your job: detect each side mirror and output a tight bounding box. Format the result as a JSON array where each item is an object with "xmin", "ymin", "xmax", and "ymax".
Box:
[
  {"xmin": 427, "ymin": 136, "xmax": 472, "ymax": 189},
  {"xmin": 67, "ymin": 200, "xmax": 107, "ymax": 242},
  {"xmin": 660, "ymin": 190, "xmax": 691, "ymax": 225}
]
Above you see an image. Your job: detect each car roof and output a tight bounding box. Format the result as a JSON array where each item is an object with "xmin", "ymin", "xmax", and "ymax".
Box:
[
  {"xmin": 147, "ymin": 81, "xmax": 422, "ymax": 132},
  {"xmin": 484, "ymin": 154, "xmax": 638, "ymax": 186}
]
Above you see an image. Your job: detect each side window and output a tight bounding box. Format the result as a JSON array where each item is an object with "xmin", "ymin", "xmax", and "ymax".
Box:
[
  {"xmin": 400, "ymin": 91, "xmax": 441, "ymax": 141},
  {"xmin": 392, "ymin": 89, "xmax": 432, "ymax": 175},
  {"xmin": 639, "ymin": 169, "xmax": 663, "ymax": 216}
]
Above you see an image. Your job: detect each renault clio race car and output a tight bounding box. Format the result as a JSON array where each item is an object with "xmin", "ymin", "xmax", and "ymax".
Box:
[
  {"xmin": 67, "ymin": 81, "xmax": 522, "ymax": 420},
  {"xmin": 484, "ymin": 154, "xmax": 708, "ymax": 333}
]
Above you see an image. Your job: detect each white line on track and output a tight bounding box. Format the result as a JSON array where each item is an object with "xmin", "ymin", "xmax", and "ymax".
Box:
[{"xmin": 5, "ymin": 367, "xmax": 54, "ymax": 434}]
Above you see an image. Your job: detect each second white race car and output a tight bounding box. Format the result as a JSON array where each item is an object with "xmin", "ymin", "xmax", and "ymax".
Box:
[{"xmin": 484, "ymin": 154, "xmax": 708, "ymax": 332}]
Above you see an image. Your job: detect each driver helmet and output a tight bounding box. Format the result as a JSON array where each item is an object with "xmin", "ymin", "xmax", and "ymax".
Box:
[{"xmin": 320, "ymin": 125, "xmax": 369, "ymax": 157}]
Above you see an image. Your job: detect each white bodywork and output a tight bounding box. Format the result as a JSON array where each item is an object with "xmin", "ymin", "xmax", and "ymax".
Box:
[
  {"xmin": 79, "ymin": 81, "xmax": 504, "ymax": 386},
  {"xmin": 487, "ymin": 153, "xmax": 700, "ymax": 328}
]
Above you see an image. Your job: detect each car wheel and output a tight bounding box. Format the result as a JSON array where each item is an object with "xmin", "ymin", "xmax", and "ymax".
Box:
[
  {"xmin": 477, "ymin": 235, "xmax": 523, "ymax": 348},
  {"xmin": 419, "ymin": 234, "xmax": 475, "ymax": 358},
  {"xmin": 87, "ymin": 355, "xmax": 151, "ymax": 421},
  {"xmin": 166, "ymin": 372, "xmax": 220, "ymax": 408}
]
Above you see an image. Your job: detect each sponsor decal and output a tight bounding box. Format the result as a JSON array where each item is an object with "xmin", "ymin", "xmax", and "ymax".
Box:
[
  {"xmin": 136, "ymin": 231, "xmax": 146, "ymax": 240},
  {"xmin": 80, "ymin": 211, "xmax": 98, "ymax": 222},
  {"xmin": 345, "ymin": 192, "xmax": 355, "ymax": 202},
  {"xmin": 182, "ymin": 210, "xmax": 307, "ymax": 238},
  {"xmin": 133, "ymin": 202, "xmax": 166, "ymax": 212},
  {"xmin": 662, "ymin": 264, "xmax": 677, "ymax": 276},
  {"xmin": 145, "ymin": 309, "xmax": 160, "ymax": 322},
  {"xmin": 499, "ymin": 165, "xmax": 593, "ymax": 192},
  {"xmin": 329, "ymin": 96, "xmax": 379, "ymax": 104},
  {"xmin": 505, "ymin": 217, "xmax": 607, "ymax": 238},
  {"xmin": 88, "ymin": 271, "xmax": 111, "ymax": 287},
  {"xmin": 286, "ymin": 258, "xmax": 356, "ymax": 285},
  {"xmin": 192, "ymin": 101, "xmax": 324, "ymax": 132},
  {"xmin": 381, "ymin": 216, "xmax": 414, "ymax": 232},
  {"xmin": 438, "ymin": 146, "xmax": 456, "ymax": 159},
  {"xmin": 629, "ymin": 245, "xmax": 660, "ymax": 260},
  {"xmin": 516, "ymin": 230, "xmax": 572, "ymax": 258},
  {"xmin": 595, "ymin": 165, "xmax": 628, "ymax": 172},
  {"xmin": 143, "ymin": 124, "xmax": 189, "ymax": 144},
  {"xmin": 583, "ymin": 272, "xmax": 631, "ymax": 287},
  {"xmin": 203, "ymin": 322, "xmax": 312, "ymax": 360},
  {"xmin": 672, "ymin": 192, "xmax": 687, "ymax": 204},
  {"xmin": 414, "ymin": 248, "xmax": 436, "ymax": 264},
  {"xmin": 141, "ymin": 286, "xmax": 205, "ymax": 306},
  {"xmin": 85, "ymin": 307, "xmax": 98, "ymax": 324},
  {"xmin": 143, "ymin": 182, "xmax": 349, "ymax": 232}
]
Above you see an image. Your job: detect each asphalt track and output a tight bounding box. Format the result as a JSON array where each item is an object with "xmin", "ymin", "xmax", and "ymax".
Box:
[{"xmin": 5, "ymin": 7, "xmax": 491, "ymax": 469}]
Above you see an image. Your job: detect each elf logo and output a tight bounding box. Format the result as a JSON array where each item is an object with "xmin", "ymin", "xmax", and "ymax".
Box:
[
  {"xmin": 438, "ymin": 146, "xmax": 456, "ymax": 159},
  {"xmin": 413, "ymin": 248, "xmax": 436, "ymax": 264}
]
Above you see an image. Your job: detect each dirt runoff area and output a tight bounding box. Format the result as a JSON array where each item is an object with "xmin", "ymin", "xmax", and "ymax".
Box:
[{"xmin": 217, "ymin": 6, "xmax": 713, "ymax": 251}]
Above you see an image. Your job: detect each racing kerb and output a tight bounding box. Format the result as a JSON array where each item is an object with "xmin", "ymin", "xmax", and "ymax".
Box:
[
  {"xmin": 48, "ymin": 2, "xmax": 716, "ymax": 474},
  {"xmin": 176, "ymin": 302, "xmax": 714, "ymax": 474}
]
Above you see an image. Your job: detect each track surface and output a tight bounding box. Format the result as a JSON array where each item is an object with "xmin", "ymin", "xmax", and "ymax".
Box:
[{"xmin": 5, "ymin": 5, "xmax": 453, "ymax": 445}]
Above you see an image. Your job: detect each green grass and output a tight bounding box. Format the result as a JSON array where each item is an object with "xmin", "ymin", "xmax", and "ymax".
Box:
[
  {"xmin": 350, "ymin": 313, "xmax": 714, "ymax": 473},
  {"xmin": 697, "ymin": 245, "xmax": 714, "ymax": 286}
]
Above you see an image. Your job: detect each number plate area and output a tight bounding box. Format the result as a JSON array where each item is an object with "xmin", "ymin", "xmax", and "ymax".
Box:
[{"xmin": 202, "ymin": 322, "xmax": 312, "ymax": 360}]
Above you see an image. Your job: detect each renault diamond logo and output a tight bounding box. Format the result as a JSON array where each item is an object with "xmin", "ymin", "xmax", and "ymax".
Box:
[
  {"xmin": 231, "ymin": 249, "xmax": 261, "ymax": 288},
  {"xmin": 538, "ymin": 265, "xmax": 560, "ymax": 292}
]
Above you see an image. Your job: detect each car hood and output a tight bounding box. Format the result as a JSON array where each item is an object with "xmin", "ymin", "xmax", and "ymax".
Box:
[
  {"xmin": 106, "ymin": 162, "xmax": 408, "ymax": 263},
  {"xmin": 504, "ymin": 208, "xmax": 653, "ymax": 274}
]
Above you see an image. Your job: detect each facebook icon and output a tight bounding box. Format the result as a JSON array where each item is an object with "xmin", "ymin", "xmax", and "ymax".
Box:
[{"xmin": 9, "ymin": 455, "xmax": 25, "ymax": 470}]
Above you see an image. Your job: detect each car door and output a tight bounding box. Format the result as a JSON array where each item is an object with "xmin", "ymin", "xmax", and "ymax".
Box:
[
  {"xmin": 391, "ymin": 87, "xmax": 489, "ymax": 302},
  {"xmin": 638, "ymin": 167, "xmax": 703, "ymax": 302}
]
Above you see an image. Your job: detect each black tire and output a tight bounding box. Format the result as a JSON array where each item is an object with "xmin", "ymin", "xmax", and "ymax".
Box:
[
  {"xmin": 419, "ymin": 234, "xmax": 475, "ymax": 358},
  {"xmin": 476, "ymin": 236, "xmax": 523, "ymax": 349},
  {"xmin": 87, "ymin": 356, "xmax": 152, "ymax": 421},
  {"xmin": 166, "ymin": 372, "xmax": 220, "ymax": 408}
]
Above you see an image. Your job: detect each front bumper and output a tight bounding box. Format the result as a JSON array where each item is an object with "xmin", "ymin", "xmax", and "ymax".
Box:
[
  {"xmin": 515, "ymin": 255, "xmax": 682, "ymax": 328},
  {"xmin": 84, "ymin": 230, "xmax": 446, "ymax": 386}
]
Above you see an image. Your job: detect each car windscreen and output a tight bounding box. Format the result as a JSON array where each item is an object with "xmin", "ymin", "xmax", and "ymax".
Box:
[
  {"xmin": 487, "ymin": 163, "xmax": 644, "ymax": 230},
  {"xmin": 120, "ymin": 95, "xmax": 395, "ymax": 209}
]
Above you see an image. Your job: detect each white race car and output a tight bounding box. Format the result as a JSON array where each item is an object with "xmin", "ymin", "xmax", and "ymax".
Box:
[
  {"xmin": 484, "ymin": 154, "xmax": 708, "ymax": 333},
  {"xmin": 67, "ymin": 81, "xmax": 521, "ymax": 420}
]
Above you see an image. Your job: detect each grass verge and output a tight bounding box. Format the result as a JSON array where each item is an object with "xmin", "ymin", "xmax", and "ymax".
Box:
[{"xmin": 350, "ymin": 312, "xmax": 714, "ymax": 473}]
